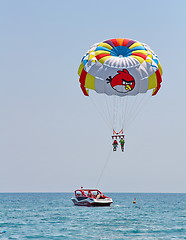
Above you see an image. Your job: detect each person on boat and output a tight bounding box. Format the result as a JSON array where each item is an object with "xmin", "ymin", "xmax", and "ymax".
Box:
[
  {"xmin": 112, "ymin": 139, "xmax": 118, "ymax": 151},
  {"xmin": 100, "ymin": 193, "xmax": 104, "ymax": 199},
  {"xmin": 88, "ymin": 191, "xmax": 93, "ymax": 197},
  {"xmin": 96, "ymin": 192, "xmax": 100, "ymax": 199},
  {"xmin": 119, "ymin": 138, "xmax": 125, "ymax": 152}
]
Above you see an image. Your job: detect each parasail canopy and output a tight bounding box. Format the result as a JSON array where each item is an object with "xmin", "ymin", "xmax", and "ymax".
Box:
[{"xmin": 78, "ymin": 38, "xmax": 163, "ymax": 98}]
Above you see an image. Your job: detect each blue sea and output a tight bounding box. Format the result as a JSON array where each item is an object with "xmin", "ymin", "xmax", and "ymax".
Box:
[{"xmin": 0, "ymin": 193, "xmax": 186, "ymax": 239}]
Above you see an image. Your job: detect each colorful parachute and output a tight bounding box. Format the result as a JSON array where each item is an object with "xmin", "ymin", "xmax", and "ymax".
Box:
[
  {"xmin": 78, "ymin": 38, "xmax": 162, "ymax": 97},
  {"xmin": 78, "ymin": 38, "xmax": 163, "ymax": 137}
]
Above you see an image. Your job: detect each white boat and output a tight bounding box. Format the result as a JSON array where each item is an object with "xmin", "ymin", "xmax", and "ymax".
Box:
[{"xmin": 71, "ymin": 188, "xmax": 113, "ymax": 207}]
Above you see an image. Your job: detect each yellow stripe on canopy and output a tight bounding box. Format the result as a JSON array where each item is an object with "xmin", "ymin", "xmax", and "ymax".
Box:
[
  {"xmin": 98, "ymin": 56, "xmax": 111, "ymax": 64},
  {"xmin": 158, "ymin": 63, "xmax": 163, "ymax": 75},
  {"xmin": 85, "ymin": 73, "xmax": 95, "ymax": 90},
  {"xmin": 95, "ymin": 50, "xmax": 111, "ymax": 56},
  {"xmin": 129, "ymin": 42, "xmax": 143, "ymax": 49},
  {"xmin": 78, "ymin": 63, "xmax": 84, "ymax": 75},
  {"xmin": 132, "ymin": 50, "xmax": 148, "ymax": 56},
  {"xmin": 131, "ymin": 55, "xmax": 145, "ymax": 64},
  {"xmin": 148, "ymin": 73, "xmax": 157, "ymax": 89},
  {"xmin": 98, "ymin": 43, "xmax": 113, "ymax": 50}
]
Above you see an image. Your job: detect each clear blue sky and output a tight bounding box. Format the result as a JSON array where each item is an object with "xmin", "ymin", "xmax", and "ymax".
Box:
[{"xmin": 0, "ymin": 0, "xmax": 186, "ymax": 193}]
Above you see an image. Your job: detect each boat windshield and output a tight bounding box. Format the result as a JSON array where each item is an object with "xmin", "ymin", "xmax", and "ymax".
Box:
[{"xmin": 75, "ymin": 189, "xmax": 104, "ymax": 199}]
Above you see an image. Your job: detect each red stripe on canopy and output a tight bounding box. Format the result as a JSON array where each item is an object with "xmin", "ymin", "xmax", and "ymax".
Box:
[
  {"xmin": 123, "ymin": 39, "xmax": 131, "ymax": 46},
  {"xmin": 110, "ymin": 38, "xmax": 119, "ymax": 47},
  {"xmin": 79, "ymin": 69, "xmax": 89, "ymax": 96},
  {"xmin": 132, "ymin": 52, "xmax": 147, "ymax": 60},
  {"xmin": 152, "ymin": 69, "xmax": 162, "ymax": 96},
  {"xmin": 96, "ymin": 53, "xmax": 110, "ymax": 60}
]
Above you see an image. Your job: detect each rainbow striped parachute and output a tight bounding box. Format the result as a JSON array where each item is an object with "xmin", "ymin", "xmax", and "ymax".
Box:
[
  {"xmin": 78, "ymin": 38, "xmax": 163, "ymax": 138},
  {"xmin": 78, "ymin": 38, "xmax": 162, "ymax": 97}
]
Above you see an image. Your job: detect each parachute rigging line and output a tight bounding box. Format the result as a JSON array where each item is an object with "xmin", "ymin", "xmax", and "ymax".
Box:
[
  {"xmin": 125, "ymin": 93, "xmax": 152, "ymax": 130},
  {"xmin": 96, "ymin": 147, "xmax": 112, "ymax": 188},
  {"xmin": 89, "ymin": 95, "xmax": 112, "ymax": 130}
]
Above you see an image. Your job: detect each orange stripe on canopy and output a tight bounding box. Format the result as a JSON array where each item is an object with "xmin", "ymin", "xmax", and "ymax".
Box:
[{"xmin": 117, "ymin": 38, "xmax": 125, "ymax": 46}]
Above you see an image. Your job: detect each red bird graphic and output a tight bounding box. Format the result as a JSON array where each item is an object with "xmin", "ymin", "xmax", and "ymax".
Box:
[{"xmin": 106, "ymin": 69, "xmax": 135, "ymax": 93}]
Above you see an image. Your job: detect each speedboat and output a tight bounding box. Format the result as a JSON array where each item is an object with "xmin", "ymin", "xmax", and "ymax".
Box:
[{"xmin": 71, "ymin": 188, "xmax": 113, "ymax": 207}]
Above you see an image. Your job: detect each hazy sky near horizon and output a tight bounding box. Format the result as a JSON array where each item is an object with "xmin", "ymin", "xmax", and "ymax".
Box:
[{"xmin": 0, "ymin": 0, "xmax": 186, "ymax": 193}]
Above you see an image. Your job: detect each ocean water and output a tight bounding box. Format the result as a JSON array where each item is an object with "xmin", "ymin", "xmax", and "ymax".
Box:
[{"xmin": 0, "ymin": 193, "xmax": 186, "ymax": 239}]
